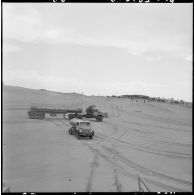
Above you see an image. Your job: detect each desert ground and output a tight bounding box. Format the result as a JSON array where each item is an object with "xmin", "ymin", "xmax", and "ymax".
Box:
[{"xmin": 3, "ymin": 86, "xmax": 192, "ymax": 192}]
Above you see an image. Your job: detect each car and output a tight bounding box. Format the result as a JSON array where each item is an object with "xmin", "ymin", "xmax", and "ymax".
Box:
[{"xmin": 69, "ymin": 119, "xmax": 94, "ymax": 139}]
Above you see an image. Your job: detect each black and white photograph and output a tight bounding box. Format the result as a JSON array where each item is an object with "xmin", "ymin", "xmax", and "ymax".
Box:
[{"xmin": 2, "ymin": 1, "xmax": 193, "ymax": 193}]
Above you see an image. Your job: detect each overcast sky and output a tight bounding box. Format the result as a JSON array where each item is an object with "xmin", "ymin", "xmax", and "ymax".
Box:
[{"xmin": 3, "ymin": 3, "xmax": 192, "ymax": 101}]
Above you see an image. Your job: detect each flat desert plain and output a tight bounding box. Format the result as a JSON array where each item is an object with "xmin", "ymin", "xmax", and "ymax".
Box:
[{"xmin": 3, "ymin": 86, "xmax": 192, "ymax": 192}]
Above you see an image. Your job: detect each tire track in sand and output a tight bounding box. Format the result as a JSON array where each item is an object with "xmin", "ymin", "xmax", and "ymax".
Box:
[
  {"xmin": 102, "ymin": 146, "xmax": 192, "ymax": 187},
  {"xmin": 82, "ymin": 111, "xmax": 191, "ymax": 191},
  {"xmin": 86, "ymin": 154, "xmax": 99, "ymax": 192},
  {"xmin": 114, "ymin": 139, "xmax": 191, "ymax": 159},
  {"xmin": 86, "ymin": 144, "xmax": 187, "ymax": 192},
  {"xmin": 111, "ymin": 125, "xmax": 125, "ymax": 192},
  {"xmin": 102, "ymin": 120, "xmax": 191, "ymax": 159},
  {"xmin": 84, "ymin": 119, "xmax": 191, "ymax": 191},
  {"xmin": 114, "ymin": 168, "xmax": 123, "ymax": 192},
  {"xmin": 113, "ymin": 150, "xmax": 123, "ymax": 192}
]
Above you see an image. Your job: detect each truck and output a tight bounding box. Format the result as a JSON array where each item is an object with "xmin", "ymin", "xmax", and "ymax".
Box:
[
  {"xmin": 69, "ymin": 118, "xmax": 94, "ymax": 139},
  {"xmin": 27, "ymin": 106, "xmax": 82, "ymax": 119},
  {"xmin": 27, "ymin": 105, "xmax": 107, "ymax": 122},
  {"xmin": 82, "ymin": 105, "xmax": 105, "ymax": 122}
]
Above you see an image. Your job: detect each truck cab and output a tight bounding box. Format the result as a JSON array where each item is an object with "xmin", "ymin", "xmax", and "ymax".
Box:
[
  {"xmin": 91, "ymin": 108, "xmax": 103, "ymax": 121},
  {"xmin": 85, "ymin": 106, "xmax": 104, "ymax": 121}
]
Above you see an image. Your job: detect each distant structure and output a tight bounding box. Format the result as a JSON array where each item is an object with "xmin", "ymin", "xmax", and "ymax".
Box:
[{"xmin": 108, "ymin": 94, "xmax": 188, "ymax": 105}]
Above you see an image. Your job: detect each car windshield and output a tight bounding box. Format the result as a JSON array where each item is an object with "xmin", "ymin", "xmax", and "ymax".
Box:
[
  {"xmin": 79, "ymin": 122, "xmax": 90, "ymax": 127},
  {"xmin": 79, "ymin": 122, "xmax": 91, "ymax": 129}
]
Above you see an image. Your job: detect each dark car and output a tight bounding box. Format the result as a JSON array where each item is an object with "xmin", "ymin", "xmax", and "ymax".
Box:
[{"xmin": 69, "ymin": 119, "xmax": 94, "ymax": 139}]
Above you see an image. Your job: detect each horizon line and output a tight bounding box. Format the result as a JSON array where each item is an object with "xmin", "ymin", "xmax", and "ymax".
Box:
[{"xmin": 3, "ymin": 83, "xmax": 192, "ymax": 103}]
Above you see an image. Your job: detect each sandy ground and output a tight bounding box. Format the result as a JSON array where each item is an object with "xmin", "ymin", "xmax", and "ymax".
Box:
[{"xmin": 3, "ymin": 86, "xmax": 192, "ymax": 192}]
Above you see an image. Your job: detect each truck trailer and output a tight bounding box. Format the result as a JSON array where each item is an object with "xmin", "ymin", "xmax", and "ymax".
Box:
[{"xmin": 27, "ymin": 106, "xmax": 82, "ymax": 119}]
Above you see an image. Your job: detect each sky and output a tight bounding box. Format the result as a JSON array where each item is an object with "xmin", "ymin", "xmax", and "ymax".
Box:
[{"xmin": 3, "ymin": 3, "xmax": 193, "ymax": 101}]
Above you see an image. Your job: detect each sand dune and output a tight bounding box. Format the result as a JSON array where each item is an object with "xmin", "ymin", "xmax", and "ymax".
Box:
[{"xmin": 3, "ymin": 85, "xmax": 192, "ymax": 192}]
